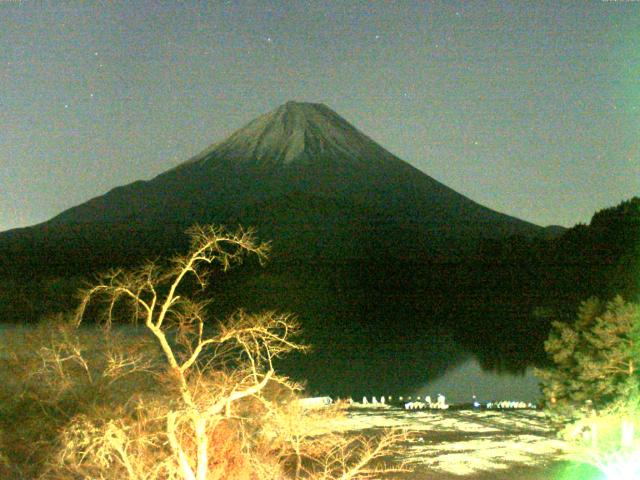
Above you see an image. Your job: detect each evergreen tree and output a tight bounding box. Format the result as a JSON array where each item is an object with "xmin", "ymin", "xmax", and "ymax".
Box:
[{"xmin": 536, "ymin": 296, "xmax": 640, "ymax": 420}]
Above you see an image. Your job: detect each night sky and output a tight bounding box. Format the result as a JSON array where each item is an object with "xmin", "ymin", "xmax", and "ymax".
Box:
[{"xmin": 2, "ymin": 1, "xmax": 638, "ymax": 233}]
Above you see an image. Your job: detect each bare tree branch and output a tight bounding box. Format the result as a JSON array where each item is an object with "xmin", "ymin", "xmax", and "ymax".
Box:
[{"xmin": 29, "ymin": 225, "xmax": 409, "ymax": 480}]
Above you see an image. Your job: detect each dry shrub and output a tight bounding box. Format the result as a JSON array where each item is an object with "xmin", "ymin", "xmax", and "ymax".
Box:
[
  {"xmin": 1, "ymin": 320, "xmax": 406, "ymax": 480},
  {"xmin": 206, "ymin": 421, "xmax": 253, "ymax": 480},
  {"xmin": 0, "ymin": 317, "xmax": 165, "ymax": 479}
]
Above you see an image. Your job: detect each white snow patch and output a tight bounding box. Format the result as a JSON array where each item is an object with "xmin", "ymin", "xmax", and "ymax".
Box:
[{"xmin": 322, "ymin": 407, "xmax": 571, "ymax": 476}]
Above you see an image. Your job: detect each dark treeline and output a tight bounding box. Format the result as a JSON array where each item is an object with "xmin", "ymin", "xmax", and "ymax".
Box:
[
  {"xmin": 474, "ymin": 197, "xmax": 639, "ymax": 308},
  {"xmin": 0, "ymin": 197, "xmax": 637, "ymax": 394}
]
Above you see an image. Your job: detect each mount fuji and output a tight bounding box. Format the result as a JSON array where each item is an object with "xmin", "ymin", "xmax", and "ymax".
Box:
[{"xmin": 2, "ymin": 101, "xmax": 544, "ymax": 272}]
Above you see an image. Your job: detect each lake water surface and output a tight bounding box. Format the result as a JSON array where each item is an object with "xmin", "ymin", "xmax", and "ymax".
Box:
[{"xmin": 0, "ymin": 323, "xmax": 542, "ymax": 404}]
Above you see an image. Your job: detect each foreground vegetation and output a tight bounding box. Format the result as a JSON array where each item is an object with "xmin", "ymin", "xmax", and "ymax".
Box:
[
  {"xmin": 0, "ymin": 225, "xmax": 407, "ymax": 479},
  {"xmin": 535, "ymin": 296, "xmax": 640, "ymax": 477}
]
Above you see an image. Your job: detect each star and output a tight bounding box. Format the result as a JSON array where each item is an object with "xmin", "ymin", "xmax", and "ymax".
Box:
[
  {"xmin": 375, "ymin": 34, "xmax": 380, "ymax": 40},
  {"xmin": 266, "ymin": 37, "xmax": 273, "ymax": 43},
  {"xmin": 64, "ymin": 104, "xmax": 69, "ymax": 109}
]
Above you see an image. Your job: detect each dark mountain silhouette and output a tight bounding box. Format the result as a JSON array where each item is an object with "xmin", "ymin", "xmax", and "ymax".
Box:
[{"xmin": 1, "ymin": 101, "xmax": 545, "ymax": 271}]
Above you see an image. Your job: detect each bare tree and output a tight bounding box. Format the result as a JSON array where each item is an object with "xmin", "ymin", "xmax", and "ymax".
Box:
[
  {"xmin": 25, "ymin": 224, "xmax": 412, "ymax": 480},
  {"xmin": 73, "ymin": 225, "xmax": 304, "ymax": 479}
]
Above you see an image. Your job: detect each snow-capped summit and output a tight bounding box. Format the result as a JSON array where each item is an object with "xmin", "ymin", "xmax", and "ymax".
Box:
[{"xmin": 181, "ymin": 100, "xmax": 401, "ymax": 168}]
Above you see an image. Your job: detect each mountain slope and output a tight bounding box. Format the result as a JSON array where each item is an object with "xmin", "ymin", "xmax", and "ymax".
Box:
[{"xmin": 21, "ymin": 101, "xmax": 542, "ymax": 261}]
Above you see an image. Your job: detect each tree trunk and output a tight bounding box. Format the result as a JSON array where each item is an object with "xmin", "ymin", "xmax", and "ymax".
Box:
[
  {"xmin": 622, "ymin": 418, "xmax": 634, "ymax": 448},
  {"xmin": 195, "ymin": 417, "xmax": 209, "ymax": 480}
]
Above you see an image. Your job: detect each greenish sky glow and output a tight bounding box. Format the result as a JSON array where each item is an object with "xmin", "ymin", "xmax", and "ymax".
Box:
[{"xmin": 1, "ymin": 0, "xmax": 638, "ymax": 231}]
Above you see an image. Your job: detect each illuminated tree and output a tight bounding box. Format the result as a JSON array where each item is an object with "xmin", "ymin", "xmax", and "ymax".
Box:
[
  {"xmin": 58, "ymin": 224, "xmax": 408, "ymax": 480},
  {"xmin": 536, "ymin": 295, "xmax": 640, "ymax": 456},
  {"xmin": 536, "ymin": 296, "xmax": 640, "ymax": 419}
]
